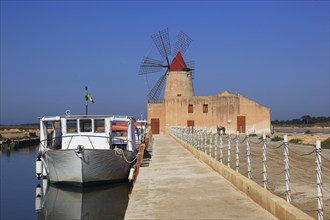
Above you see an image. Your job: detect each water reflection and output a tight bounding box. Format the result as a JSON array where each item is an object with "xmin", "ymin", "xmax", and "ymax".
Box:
[{"xmin": 37, "ymin": 182, "xmax": 132, "ymax": 220}]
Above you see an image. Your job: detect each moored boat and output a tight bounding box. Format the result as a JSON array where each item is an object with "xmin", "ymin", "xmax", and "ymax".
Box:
[{"xmin": 36, "ymin": 115, "xmax": 138, "ymax": 186}]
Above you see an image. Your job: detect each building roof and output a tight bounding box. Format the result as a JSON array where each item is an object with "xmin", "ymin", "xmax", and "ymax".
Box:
[{"xmin": 217, "ymin": 90, "xmax": 237, "ymax": 96}]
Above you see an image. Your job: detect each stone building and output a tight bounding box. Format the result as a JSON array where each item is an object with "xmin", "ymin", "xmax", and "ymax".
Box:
[{"xmin": 147, "ymin": 54, "xmax": 271, "ymax": 135}]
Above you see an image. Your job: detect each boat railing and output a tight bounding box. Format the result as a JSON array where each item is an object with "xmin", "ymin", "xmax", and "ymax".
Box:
[{"xmin": 39, "ymin": 135, "xmax": 137, "ymax": 151}]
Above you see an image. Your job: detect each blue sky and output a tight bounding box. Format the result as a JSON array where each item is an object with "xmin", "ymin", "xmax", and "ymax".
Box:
[{"xmin": 1, "ymin": 1, "xmax": 329, "ymax": 124}]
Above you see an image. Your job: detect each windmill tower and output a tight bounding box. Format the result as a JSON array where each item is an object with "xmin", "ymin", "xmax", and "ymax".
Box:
[{"xmin": 139, "ymin": 29, "xmax": 195, "ymax": 102}]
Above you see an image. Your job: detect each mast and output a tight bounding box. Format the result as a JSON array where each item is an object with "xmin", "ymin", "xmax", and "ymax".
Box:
[{"xmin": 85, "ymin": 86, "xmax": 88, "ymax": 115}]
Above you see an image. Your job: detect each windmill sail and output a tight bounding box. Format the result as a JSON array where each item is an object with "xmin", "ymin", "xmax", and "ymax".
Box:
[{"xmin": 139, "ymin": 29, "xmax": 194, "ymax": 102}]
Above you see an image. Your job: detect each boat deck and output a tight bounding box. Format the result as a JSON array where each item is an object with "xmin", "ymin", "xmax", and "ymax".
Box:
[{"xmin": 125, "ymin": 135, "xmax": 277, "ymax": 219}]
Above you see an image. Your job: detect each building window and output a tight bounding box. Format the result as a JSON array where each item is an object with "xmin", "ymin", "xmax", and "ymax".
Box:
[
  {"xmin": 203, "ymin": 104, "xmax": 208, "ymax": 113},
  {"xmin": 188, "ymin": 104, "xmax": 193, "ymax": 113}
]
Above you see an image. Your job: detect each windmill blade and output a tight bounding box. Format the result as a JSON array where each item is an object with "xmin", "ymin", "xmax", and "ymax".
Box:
[
  {"xmin": 151, "ymin": 28, "xmax": 171, "ymax": 67},
  {"xmin": 139, "ymin": 57, "xmax": 165, "ymax": 75},
  {"xmin": 173, "ymin": 31, "xmax": 192, "ymax": 56},
  {"xmin": 186, "ymin": 60, "xmax": 195, "ymax": 79},
  {"xmin": 148, "ymin": 73, "xmax": 167, "ymax": 101},
  {"xmin": 186, "ymin": 60, "xmax": 195, "ymax": 71}
]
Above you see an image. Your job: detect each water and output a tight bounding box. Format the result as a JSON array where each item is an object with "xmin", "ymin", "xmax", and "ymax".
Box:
[{"xmin": 0, "ymin": 146, "xmax": 133, "ymax": 220}]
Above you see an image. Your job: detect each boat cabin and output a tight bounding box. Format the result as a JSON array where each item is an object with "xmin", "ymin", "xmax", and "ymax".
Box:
[{"xmin": 39, "ymin": 115, "xmax": 137, "ymax": 152}]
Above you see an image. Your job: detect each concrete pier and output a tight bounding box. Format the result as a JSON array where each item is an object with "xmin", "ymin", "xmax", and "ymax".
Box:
[{"xmin": 125, "ymin": 135, "xmax": 277, "ymax": 219}]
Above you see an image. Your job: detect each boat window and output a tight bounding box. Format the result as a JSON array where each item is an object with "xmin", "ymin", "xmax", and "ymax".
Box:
[
  {"xmin": 67, "ymin": 120, "xmax": 77, "ymax": 133},
  {"xmin": 80, "ymin": 119, "xmax": 92, "ymax": 132},
  {"xmin": 94, "ymin": 119, "xmax": 105, "ymax": 133}
]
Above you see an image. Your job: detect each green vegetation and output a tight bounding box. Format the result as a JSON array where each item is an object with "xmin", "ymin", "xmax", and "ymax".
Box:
[
  {"xmin": 321, "ymin": 137, "xmax": 330, "ymax": 149},
  {"xmin": 304, "ymin": 130, "xmax": 312, "ymax": 134},
  {"xmin": 272, "ymin": 115, "xmax": 329, "ymax": 126},
  {"xmin": 249, "ymin": 133, "xmax": 257, "ymax": 137},
  {"xmin": 271, "ymin": 136, "xmax": 284, "ymax": 142},
  {"xmin": 258, "ymin": 135, "xmax": 270, "ymax": 140},
  {"xmin": 289, "ymin": 139, "xmax": 302, "ymax": 144}
]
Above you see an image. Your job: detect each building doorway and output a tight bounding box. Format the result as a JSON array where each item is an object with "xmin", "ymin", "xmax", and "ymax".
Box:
[
  {"xmin": 237, "ymin": 116, "xmax": 246, "ymax": 133},
  {"xmin": 187, "ymin": 120, "xmax": 194, "ymax": 128},
  {"xmin": 151, "ymin": 118, "xmax": 160, "ymax": 134}
]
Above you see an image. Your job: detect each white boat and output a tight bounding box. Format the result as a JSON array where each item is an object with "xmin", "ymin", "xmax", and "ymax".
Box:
[
  {"xmin": 36, "ymin": 115, "xmax": 138, "ymax": 186},
  {"xmin": 36, "ymin": 183, "xmax": 131, "ymax": 219}
]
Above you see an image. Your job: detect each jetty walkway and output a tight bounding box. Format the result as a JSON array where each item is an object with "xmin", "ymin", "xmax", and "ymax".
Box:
[{"xmin": 125, "ymin": 135, "xmax": 277, "ymax": 219}]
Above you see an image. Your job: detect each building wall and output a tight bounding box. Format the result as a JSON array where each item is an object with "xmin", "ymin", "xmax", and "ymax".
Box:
[
  {"xmin": 148, "ymin": 92, "xmax": 271, "ymax": 135},
  {"xmin": 163, "ymin": 95, "xmax": 241, "ymax": 134},
  {"xmin": 239, "ymin": 95, "xmax": 271, "ymax": 134},
  {"xmin": 164, "ymin": 71, "xmax": 194, "ymax": 98},
  {"xmin": 147, "ymin": 102, "xmax": 166, "ymax": 134}
]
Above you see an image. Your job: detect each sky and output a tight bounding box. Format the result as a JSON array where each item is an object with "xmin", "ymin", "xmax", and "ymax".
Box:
[{"xmin": 0, "ymin": 0, "xmax": 329, "ymax": 125}]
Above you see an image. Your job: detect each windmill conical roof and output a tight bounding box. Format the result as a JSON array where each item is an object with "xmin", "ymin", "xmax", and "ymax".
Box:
[{"xmin": 169, "ymin": 51, "xmax": 187, "ymax": 71}]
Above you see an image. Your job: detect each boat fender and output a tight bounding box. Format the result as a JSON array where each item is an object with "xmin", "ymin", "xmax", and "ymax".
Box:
[
  {"xmin": 42, "ymin": 163, "xmax": 47, "ymax": 179},
  {"xmin": 128, "ymin": 167, "xmax": 135, "ymax": 182},
  {"xmin": 42, "ymin": 178, "xmax": 48, "ymax": 196},
  {"xmin": 35, "ymin": 184, "xmax": 42, "ymax": 213},
  {"xmin": 36, "ymin": 155, "xmax": 42, "ymax": 179}
]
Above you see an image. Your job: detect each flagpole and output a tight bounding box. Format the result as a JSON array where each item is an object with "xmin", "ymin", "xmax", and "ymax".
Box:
[{"xmin": 85, "ymin": 86, "xmax": 88, "ymax": 115}]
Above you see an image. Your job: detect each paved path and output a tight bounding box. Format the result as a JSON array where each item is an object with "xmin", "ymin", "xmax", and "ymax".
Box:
[{"xmin": 125, "ymin": 135, "xmax": 277, "ymax": 219}]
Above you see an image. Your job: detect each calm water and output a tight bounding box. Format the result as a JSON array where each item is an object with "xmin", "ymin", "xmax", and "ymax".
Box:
[{"xmin": 0, "ymin": 146, "xmax": 132, "ymax": 220}]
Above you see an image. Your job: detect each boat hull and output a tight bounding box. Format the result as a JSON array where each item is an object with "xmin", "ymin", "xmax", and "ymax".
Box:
[
  {"xmin": 43, "ymin": 149, "xmax": 135, "ymax": 185},
  {"xmin": 38, "ymin": 183, "xmax": 132, "ymax": 220}
]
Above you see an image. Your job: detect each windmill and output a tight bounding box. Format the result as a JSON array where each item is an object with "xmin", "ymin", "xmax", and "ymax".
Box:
[{"xmin": 139, "ymin": 28, "xmax": 195, "ymax": 102}]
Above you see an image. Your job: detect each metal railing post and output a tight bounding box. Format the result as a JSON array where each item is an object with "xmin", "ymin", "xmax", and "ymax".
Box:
[
  {"xmin": 197, "ymin": 129, "xmax": 201, "ymax": 150},
  {"xmin": 227, "ymin": 130, "xmax": 231, "ymax": 167},
  {"xmin": 209, "ymin": 132, "xmax": 212, "ymax": 156},
  {"xmin": 262, "ymin": 133, "xmax": 268, "ymax": 190},
  {"xmin": 283, "ymin": 135, "xmax": 291, "ymax": 203},
  {"xmin": 316, "ymin": 140, "xmax": 323, "ymax": 220},
  {"xmin": 246, "ymin": 131, "xmax": 252, "ymax": 179},
  {"xmin": 204, "ymin": 130, "xmax": 207, "ymax": 153},
  {"xmin": 214, "ymin": 133, "xmax": 218, "ymax": 160},
  {"xmin": 235, "ymin": 131, "xmax": 240, "ymax": 172},
  {"xmin": 220, "ymin": 130, "xmax": 223, "ymax": 164}
]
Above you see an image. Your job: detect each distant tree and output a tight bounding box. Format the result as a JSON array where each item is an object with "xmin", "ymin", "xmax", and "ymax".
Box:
[
  {"xmin": 301, "ymin": 115, "xmax": 311, "ymax": 124},
  {"xmin": 272, "ymin": 115, "xmax": 329, "ymax": 125}
]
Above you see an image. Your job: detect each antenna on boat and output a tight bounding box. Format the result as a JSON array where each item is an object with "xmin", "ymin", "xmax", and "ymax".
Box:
[
  {"xmin": 84, "ymin": 86, "xmax": 95, "ymax": 115},
  {"xmin": 85, "ymin": 86, "xmax": 88, "ymax": 115}
]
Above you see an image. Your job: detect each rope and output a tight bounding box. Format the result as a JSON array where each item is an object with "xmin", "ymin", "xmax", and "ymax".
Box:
[
  {"xmin": 323, "ymin": 187, "xmax": 330, "ymax": 194},
  {"xmin": 250, "ymin": 139, "xmax": 263, "ymax": 144},
  {"xmin": 268, "ymin": 142, "xmax": 284, "ymax": 149},
  {"xmin": 290, "ymin": 172, "xmax": 317, "ymax": 185},
  {"xmin": 320, "ymin": 154, "xmax": 330, "ymax": 162},
  {"xmin": 271, "ymin": 169, "xmax": 286, "ymax": 176},
  {"xmin": 114, "ymin": 148, "xmax": 138, "ymax": 164},
  {"xmin": 239, "ymin": 136, "xmax": 248, "ymax": 143},
  {"xmin": 291, "ymin": 198, "xmax": 318, "ymax": 213}
]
